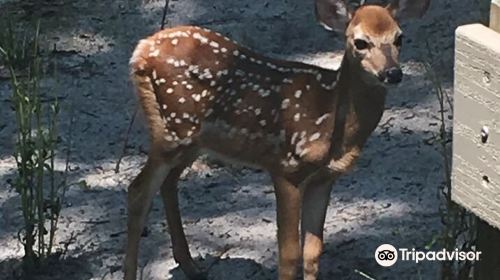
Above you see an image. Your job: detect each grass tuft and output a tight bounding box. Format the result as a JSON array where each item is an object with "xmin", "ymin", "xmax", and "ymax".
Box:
[{"xmin": 0, "ymin": 19, "xmax": 72, "ymax": 275}]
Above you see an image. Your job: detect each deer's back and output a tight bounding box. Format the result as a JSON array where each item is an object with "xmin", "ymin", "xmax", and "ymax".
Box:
[{"xmin": 130, "ymin": 26, "xmax": 339, "ymax": 172}]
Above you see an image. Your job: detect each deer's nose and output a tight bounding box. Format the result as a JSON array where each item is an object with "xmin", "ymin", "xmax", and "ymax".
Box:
[{"xmin": 385, "ymin": 67, "xmax": 403, "ymax": 84}]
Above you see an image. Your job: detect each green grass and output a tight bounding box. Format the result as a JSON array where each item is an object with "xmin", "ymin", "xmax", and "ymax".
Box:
[{"xmin": 0, "ymin": 19, "xmax": 71, "ymax": 274}]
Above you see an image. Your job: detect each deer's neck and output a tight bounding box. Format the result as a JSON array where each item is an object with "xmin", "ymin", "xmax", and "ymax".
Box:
[{"xmin": 328, "ymin": 56, "xmax": 387, "ymax": 171}]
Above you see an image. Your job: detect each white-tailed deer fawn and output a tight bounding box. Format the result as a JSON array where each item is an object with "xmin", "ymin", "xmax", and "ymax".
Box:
[{"xmin": 124, "ymin": 0, "xmax": 430, "ymax": 279}]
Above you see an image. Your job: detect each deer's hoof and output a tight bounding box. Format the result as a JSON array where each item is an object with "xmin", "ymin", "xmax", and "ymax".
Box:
[{"xmin": 186, "ymin": 270, "xmax": 207, "ymax": 280}]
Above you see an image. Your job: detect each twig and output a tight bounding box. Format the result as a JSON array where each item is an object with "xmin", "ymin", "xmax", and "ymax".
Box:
[
  {"xmin": 60, "ymin": 232, "xmax": 78, "ymax": 257},
  {"xmin": 424, "ymin": 41, "xmax": 475, "ymax": 279},
  {"xmin": 206, "ymin": 244, "xmax": 233, "ymax": 272},
  {"xmin": 60, "ymin": 104, "xmax": 75, "ymax": 203},
  {"xmin": 79, "ymin": 109, "xmax": 99, "ymax": 118},
  {"xmin": 160, "ymin": 0, "xmax": 170, "ymax": 30},
  {"xmin": 354, "ymin": 269, "xmax": 377, "ymax": 280},
  {"xmin": 114, "ymin": 104, "xmax": 138, "ymax": 173},
  {"xmin": 82, "ymin": 220, "xmax": 110, "ymax": 225},
  {"xmin": 116, "ymin": 0, "xmax": 171, "ymax": 173},
  {"xmin": 424, "ymin": 40, "xmax": 454, "ymax": 114},
  {"xmin": 221, "ymin": 168, "xmax": 243, "ymax": 185},
  {"xmin": 100, "ymin": 271, "xmax": 110, "ymax": 280},
  {"xmin": 380, "ymin": 116, "xmax": 395, "ymax": 126},
  {"xmin": 139, "ymin": 258, "xmax": 150, "ymax": 280}
]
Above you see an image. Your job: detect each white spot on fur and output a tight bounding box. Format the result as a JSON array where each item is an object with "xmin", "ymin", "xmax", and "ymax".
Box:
[
  {"xmin": 192, "ymin": 94, "xmax": 201, "ymax": 102},
  {"xmin": 281, "ymin": 99, "xmax": 290, "ymax": 109},
  {"xmin": 315, "ymin": 113, "xmax": 329, "ymax": 125},
  {"xmin": 295, "ymin": 135, "xmax": 307, "ymax": 155},
  {"xmin": 260, "ymin": 89, "xmax": 271, "ymax": 97},
  {"xmin": 204, "ymin": 108, "xmax": 214, "ymax": 117},
  {"xmin": 149, "ymin": 49, "xmax": 160, "ymax": 57},
  {"xmin": 155, "ymin": 78, "xmax": 166, "ymax": 85},
  {"xmin": 193, "ymin": 32, "xmax": 209, "ymax": 44},
  {"xmin": 299, "ymin": 148, "xmax": 310, "ymax": 158},
  {"xmin": 291, "ymin": 132, "xmax": 299, "ymax": 145},
  {"xmin": 180, "ymin": 138, "xmax": 192, "ymax": 145},
  {"xmin": 293, "ymin": 113, "xmax": 300, "ymax": 122},
  {"xmin": 309, "ymin": 132, "xmax": 321, "ymax": 142},
  {"xmin": 209, "ymin": 41, "xmax": 220, "ymax": 48}
]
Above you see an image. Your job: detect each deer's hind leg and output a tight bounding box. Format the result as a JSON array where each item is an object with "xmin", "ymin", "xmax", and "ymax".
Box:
[
  {"xmin": 124, "ymin": 153, "xmax": 172, "ymax": 280},
  {"xmin": 159, "ymin": 151, "xmax": 206, "ymax": 280}
]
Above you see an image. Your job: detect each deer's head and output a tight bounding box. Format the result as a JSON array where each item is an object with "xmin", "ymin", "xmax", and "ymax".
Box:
[{"xmin": 315, "ymin": 0, "xmax": 430, "ymax": 85}]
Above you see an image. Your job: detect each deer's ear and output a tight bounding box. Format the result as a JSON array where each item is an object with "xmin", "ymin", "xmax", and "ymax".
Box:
[
  {"xmin": 386, "ymin": 0, "xmax": 431, "ymax": 20},
  {"xmin": 315, "ymin": 0, "xmax": 360, "ymax": 33}
]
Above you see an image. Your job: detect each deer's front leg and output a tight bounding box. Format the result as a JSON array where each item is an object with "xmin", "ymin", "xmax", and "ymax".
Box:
[
  {"xmin": 301, "ymin": 173, "xmax": 334, "ymax": 280},
  {"xmin": 272, "ymin": 175, "xmax": 302, "ymax": 280}
]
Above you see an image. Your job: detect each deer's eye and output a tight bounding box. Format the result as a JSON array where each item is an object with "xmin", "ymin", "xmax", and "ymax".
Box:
[
  {"xmin": 394, "ymin": 35, "xmax": 403, "ymax": 47},
  {"xmin": 354, "ymin": 39, "xmax": 369, "ymax": 50}
]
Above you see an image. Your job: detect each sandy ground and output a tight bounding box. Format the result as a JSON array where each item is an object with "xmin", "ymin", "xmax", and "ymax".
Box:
[{"xmin": 0, "ymin": 0, "xmax": 482, "ymax": 279}]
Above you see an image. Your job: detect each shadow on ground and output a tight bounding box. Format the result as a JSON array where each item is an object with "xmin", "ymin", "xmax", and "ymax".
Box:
[{"xmin": 0, "ymin": 0, "xmax": 481, "ymax": 279}]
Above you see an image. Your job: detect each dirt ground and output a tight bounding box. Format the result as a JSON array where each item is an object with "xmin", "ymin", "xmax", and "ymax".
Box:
[{"xmin": 0, "ymin": 0, "xmax": 482, "ymax": 279}]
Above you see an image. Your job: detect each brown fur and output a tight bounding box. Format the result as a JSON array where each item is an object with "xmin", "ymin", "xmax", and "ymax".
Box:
[
  {"xmin": 350, "ymin": 5, "xmax": 399, "ymax": 36},
  {"xmin": 123, "ymin": 2, "xmax": 428, "ymax": 279}
]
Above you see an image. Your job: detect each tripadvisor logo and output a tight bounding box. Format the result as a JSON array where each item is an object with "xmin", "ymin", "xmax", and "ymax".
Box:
[
  {"xmin": 375, "ymin": 244, "xmax": 481, "ymax": 267},
  {"xmin": 375, "ymin": 244, "xmax": 398, "ymax": 267}
]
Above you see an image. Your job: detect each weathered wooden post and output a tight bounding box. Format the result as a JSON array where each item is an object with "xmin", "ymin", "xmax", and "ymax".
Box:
[
  {"xmin": 490, "ymin": 0, "xmax": 500, "ymax": 32},
  {"xmin": 452, "ymin": 1, "xmax": 500, "ymax": 278}
]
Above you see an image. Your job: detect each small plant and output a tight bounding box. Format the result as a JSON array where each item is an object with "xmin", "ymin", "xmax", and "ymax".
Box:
[
  {"xmin": 423, "ymin": 46, "xmax": 476, "ymax": 280},
  {"xmin": 0, "ymin": 20, "xmax": 70, "ymax": 273}
]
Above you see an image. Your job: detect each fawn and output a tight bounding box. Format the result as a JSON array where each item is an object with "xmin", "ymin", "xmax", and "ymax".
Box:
[{"xmin": 124, "ymin": 0, "xmax": 430, "ymax": 279}]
